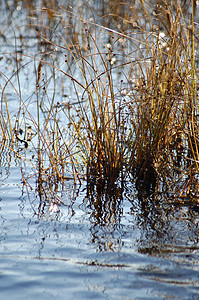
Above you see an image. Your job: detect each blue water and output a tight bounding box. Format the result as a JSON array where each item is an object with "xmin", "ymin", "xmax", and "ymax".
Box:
[{"xmin": 0, "ymin": 164, "xmax": 199, "ymax": 299}]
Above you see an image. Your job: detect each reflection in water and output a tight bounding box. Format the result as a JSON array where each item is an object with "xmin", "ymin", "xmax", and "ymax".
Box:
[
  {"xmin": 86, "ymin": 182, "xmax": 124, "ymax": 251},
  {"xmin": 134, "ymin": 192, "xmax": 199, "ymax": 255},
  {"xmin": 2, "ymin": 146, "xmax": 199, "ymax": 257},
  {"xmin": 2, "ymin": 138, "xmax": 196, "ymax": 258},
  {"xmin": 34, "ymin": 169, "xmax": 78, "ymax": 221},
  {"xmin": 0, "ymin": 153, "xmax": 199, "ymax": 299},
  {"xmin": 80, "ymin": 178, "xmax": 199, "ymax": 255}
]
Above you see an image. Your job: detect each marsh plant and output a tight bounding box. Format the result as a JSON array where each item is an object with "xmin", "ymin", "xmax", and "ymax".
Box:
[{"xmin": 0, "ymin": 0, "xmax": 198, "ymax": 200}]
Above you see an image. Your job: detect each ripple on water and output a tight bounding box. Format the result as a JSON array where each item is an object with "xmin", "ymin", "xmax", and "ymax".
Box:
[{"xmin": 0, "ymin": 166, "xmax": 199, "ymax": 299}]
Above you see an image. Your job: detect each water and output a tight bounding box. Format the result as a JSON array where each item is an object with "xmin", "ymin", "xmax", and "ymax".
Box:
[
  {"xmin": 0, "ymin": 159, "xmax": 199, "ymax": 299},
  {"xmin": 1, "ymin": 1, "xmax": 199, "ymax": 299}
]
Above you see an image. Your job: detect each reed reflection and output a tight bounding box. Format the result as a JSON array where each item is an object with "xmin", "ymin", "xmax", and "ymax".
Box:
[
  {"xmin": 85, "ymin": 178, "xmax": 199, "ymax": 254},
  {"xmin": 86, "ymin": 182, "xmax": 123, "ymax": 251},
  {"xmin": 133, "ymin": 185, "xmax": 199, "ymax": 255}
]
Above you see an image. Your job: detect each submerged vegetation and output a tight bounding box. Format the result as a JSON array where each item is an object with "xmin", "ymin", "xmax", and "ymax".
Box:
[{"xmin": 0, "ymin": 0, "xmax": 199, "ymax": 204}]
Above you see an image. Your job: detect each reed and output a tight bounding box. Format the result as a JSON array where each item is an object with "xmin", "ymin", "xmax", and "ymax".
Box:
[
  {"xmin": 65, "ymin": 30, "xmax": 129, "ymax": 188},
  {"xmin": 0, "ymin": 0, "xmax": 198, "ymax": 199},
  {"xmin": 130, "ymin": 0, "xmax": 199, "ymax": 197},
  {"xmin": 61, "ymin": 0, "xmax": 199, "ymax": 196}
]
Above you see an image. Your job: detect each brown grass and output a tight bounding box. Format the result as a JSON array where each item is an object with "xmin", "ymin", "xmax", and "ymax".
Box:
[{"xmin": 0, "ymin": 0, "xmax": 198, "ymax": 199}]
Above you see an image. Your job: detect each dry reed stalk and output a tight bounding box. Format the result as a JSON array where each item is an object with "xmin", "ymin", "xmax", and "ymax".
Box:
[{"xmin": 1, "ymin": 0, "xmax": 198, "ymax": 199}]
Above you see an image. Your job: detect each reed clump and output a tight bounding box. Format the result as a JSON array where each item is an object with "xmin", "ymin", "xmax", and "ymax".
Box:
[
  {"xmin": 62, "ymin": 0, "xmax": 199, "ymax": 197},
  {"xmin": 126, "ymin": 0, "xmax": 199, "ymax": 197},
  {"xmin": 66, "ymin": 35, "xmax": 129, "ymax": 188},
  {"xmin": 150, "ymin": 1, "xmax": 197, "ymax": 196},
  {"xmin": 1, "ymin": 0, "xmax": 198, "ymax": 199}
]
